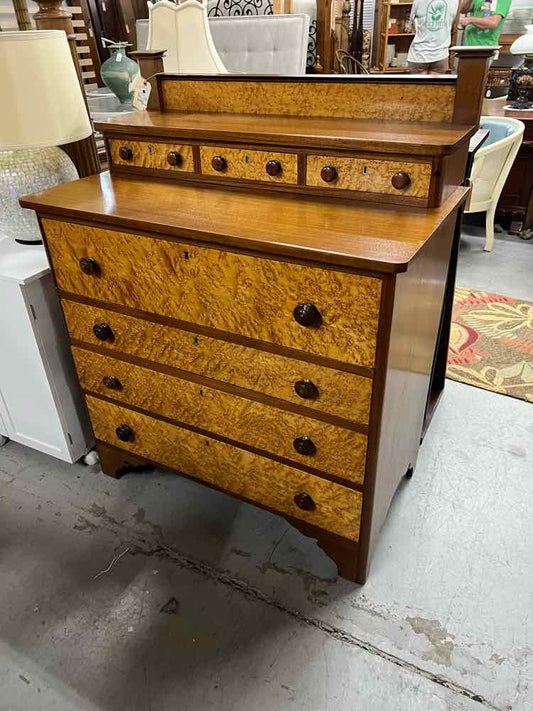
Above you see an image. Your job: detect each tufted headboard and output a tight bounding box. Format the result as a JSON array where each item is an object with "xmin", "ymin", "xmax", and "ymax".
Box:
[{"xmin": 209, "ymin": 14, "xmax": 309, "ymax": 75}]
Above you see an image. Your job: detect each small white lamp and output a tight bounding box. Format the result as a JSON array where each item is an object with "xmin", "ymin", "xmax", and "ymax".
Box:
[
  {"xmin": 509, "ymin": 25, "xmax": 533, "ymax": 110},
  {"xmin": 0, "ymin": 30, "xmax": 92, "ymax": 244}
]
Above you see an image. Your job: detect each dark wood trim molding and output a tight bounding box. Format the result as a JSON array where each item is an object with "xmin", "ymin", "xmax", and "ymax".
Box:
[
  {"xmin": 451, "ymin": 45, "xmax": 497, "ymax": 125},
  {"xmin": 129, "ymin": 50, "xmax": 166, "ymax": 111}
]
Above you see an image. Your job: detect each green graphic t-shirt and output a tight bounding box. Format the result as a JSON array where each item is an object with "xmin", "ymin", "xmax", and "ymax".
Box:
[{"xmin": 464, "ymin": 0, "xmax": 512, "ymax": 46}]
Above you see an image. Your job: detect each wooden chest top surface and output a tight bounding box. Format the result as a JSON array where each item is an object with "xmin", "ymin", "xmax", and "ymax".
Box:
[
  {"xmin": 21, "ymin": 173, "xmax": 468, "ymax": 273},
  {"xmin": 95, "ymin": 111, "xmax": 476, "ymax": 156}
]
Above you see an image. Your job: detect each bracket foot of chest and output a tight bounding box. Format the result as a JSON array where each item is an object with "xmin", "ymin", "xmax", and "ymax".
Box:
[{"xmin": 97, "ymin": 441, "xmax": 155, "ymax": 479}]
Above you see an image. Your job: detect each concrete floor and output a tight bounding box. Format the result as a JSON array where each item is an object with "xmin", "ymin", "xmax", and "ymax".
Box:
[{"xmin": 1, "ymin": 226, "xmax": 532, "ymax": 711}]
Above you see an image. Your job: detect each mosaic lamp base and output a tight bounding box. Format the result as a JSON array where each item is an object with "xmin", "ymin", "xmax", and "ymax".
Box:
[{"xmin": 0, "ymin": 146, "xmax": 79, "ymax": 245}]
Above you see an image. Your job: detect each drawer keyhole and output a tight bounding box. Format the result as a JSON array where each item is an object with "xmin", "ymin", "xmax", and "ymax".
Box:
[{"xmin": 363, "ymin": 165, "xmax": 368, "ymax": 175}]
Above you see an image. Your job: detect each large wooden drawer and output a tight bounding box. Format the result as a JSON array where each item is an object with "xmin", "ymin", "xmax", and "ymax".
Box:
[
  {"xmin": 44, "ymin": 220, "xmax": 382, "ymax": 368},
  {"xmin": 63, "ymin": 300, "xmax": 373, "ymax": 424},
  {"xmin": 306, "ymin": 155, "xmax": 432, "ymax": 199},
  {"xmin": 109, "ymin": 138, "xmax": 194, "ymax": 173},
  {"xmin": 200, "ymin": 145, "xmax": 298, "ymax": 184},
  {"xmin": 74, "ymin": 347, "xmax": 367, "ymax": 484},
  {"xmin": 87, "ymin": 395, "xmax": 362, "ymax": 540}
]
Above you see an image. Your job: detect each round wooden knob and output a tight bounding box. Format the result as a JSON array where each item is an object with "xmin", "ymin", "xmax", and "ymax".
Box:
[
  {"xmin": 293, "ymin": 435, "xmax": 316, "ymax": 456},
  {"xmin": 116, "ymin": 424, "xmax": 133, "ymax": 442},
  {"xmin": 167, "ymin": 150, "xmax": 182, "ymax": 167},
  {"xmin": 93, "ymin": 322, "xmax": 113, "ymax": 342},
  {"xmin": 102, "ymin": 375, "xmax": 122, "ymax": 390},
  {"xmin": 320, "ymin": 165, "xmax": 338, "ymax": 183},
  {"xmin": 294, "ymin": 379, "xmax": 319, "ymax": 400},
  {"xmin": 79, "ymin": 257, "xmax": 99, "ymax": 275},
  {"xmin": 293, "ymin": 303, "xmax": 322, "ymax": 328},
  {"xmin": 391, "ymin": 171, "xmax": 411, "ymax": 190},
  {"xmin": 294, "ymin": 492, "xmax": 316, "ymax": 512},
  {"xmin": 265, "ymin": 159, "xmax": 282, "ymax": 176},
  {"xmin": 119, "ymin": 146, "xmax": 133, "ymax": 161},
  {"xmin": 211, "ymin": 155, "xmax": 227, "ymax": 172}
]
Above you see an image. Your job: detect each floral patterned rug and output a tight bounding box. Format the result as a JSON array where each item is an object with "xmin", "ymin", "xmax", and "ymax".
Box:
[{"xmin": 447, "ymin": 288, "xmax": 533, "ymax": 403}]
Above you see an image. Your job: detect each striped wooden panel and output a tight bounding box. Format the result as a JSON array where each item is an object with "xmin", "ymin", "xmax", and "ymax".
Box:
[
  {"xmin": 306, "ymin": 155, "xmax": 433, "ymax": 199},
  {"xmin": 88, "ymin": 396, "xmax": 363, "ymax": 540},
  {"xmin": 73, "ymin": 347, "xmax": 368, "ymax": 484},
  {"xmin": 161, "ymin": 78, "xmax": 456, "ymax": 123},
  {"xmin": 62, "ymin": 299, "xmax": 374, "ymax": 424},
  {"xmin": 44, "ymin": 220, "xmax": 382, "ymax": 368}
]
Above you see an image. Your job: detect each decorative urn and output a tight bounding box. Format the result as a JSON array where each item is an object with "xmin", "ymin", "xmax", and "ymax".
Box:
[{"xmin": 100, "ymin": 40, "xmax": 140, "ymax": 105}]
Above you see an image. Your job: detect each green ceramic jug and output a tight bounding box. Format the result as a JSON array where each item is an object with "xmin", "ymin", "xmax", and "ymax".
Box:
[{"xmin": 100, "ymin": 41, "xmax": 140, "ymax": 105}]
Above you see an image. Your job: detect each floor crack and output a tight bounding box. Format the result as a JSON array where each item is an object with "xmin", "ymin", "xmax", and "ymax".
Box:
[{"xmin": 127, "ymin": 541, "xmax": 501, "ymax": 710}]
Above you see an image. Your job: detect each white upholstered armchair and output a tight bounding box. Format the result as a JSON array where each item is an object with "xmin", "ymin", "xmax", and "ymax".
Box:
[{"xmin": 466, "ymin": 117, "xmax": 524, "ymax": 252}]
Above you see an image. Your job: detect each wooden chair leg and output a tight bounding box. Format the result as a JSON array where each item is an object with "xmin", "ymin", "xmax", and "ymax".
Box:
[{"xmin": 484, "ymin": 206, "xmax": 496, "ymax": 252}]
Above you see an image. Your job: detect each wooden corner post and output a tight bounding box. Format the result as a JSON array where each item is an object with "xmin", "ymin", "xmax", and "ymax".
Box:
[
  {"xmin": 33, "ymin": 0, "xmax": 101, "ymax": 178},
  {"xmin": 130, "ymin": 50, "xmax": 167, "ymax": 112},
  {"xmin": 316, "ymin": 0, "xmax": 334, "ymax": 73},
  {"xmin": 451, "ymin": 46, "xmax": 497, "ymax": 125}
]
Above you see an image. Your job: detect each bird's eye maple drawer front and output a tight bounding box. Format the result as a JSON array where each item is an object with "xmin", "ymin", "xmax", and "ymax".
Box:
[
  {"xmin": 73, "ymin": 347, "xmax": 368, "ymax": 484},
  {"xmin": 200, "ymin": 145, "xmax": 298, "ymax": 184},
  {"xmin": 44, "ymin": 220, "xmax": 382, "ymax": 368},
  {"xmin": 87, "ymin": 395, "xmax": 362, "ymax": 540},
  {"xmin": 306, "ymin": 155, "xmax": 432, "ymax": 199},
  {"xmin": 109, "ymin": 139, "xmax": 195, "ymax": 173},
  {"xmin": 62, "ymin": 301, "xmax": 373, "ymax": 425}
]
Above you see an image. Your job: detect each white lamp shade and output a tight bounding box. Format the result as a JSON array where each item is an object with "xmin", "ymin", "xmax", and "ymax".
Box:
[
  {"xmin": 0, "ymin": 30, "xmax": 92, "ymax": 150},
  {"xmin": 510, "ymin": 25, "xmax": 533, "ymax": 55}
]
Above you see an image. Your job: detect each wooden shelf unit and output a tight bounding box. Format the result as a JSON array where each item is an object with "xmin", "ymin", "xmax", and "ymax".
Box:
[{"xmin": 376, "ymin": 0, "xmax": 414, "ymax": 71}]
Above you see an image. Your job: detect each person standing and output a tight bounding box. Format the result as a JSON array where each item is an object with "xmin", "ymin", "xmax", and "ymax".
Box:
[
  {"xmin": 407, "ymin": 0, "xmax": 459, "ymax": 74},
  {"xmin": 460, "ymin": 0, "xmax": 512, "ymax": 47}
]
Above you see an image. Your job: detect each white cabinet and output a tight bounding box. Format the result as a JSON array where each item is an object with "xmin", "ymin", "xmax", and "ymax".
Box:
[{"xmin": 0, "ymin": 237, "xmax": 93, "ymax": 462}]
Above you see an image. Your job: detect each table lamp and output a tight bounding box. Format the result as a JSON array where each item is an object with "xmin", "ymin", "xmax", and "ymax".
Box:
[
  {"xmin": 0, "ymin": 30, "xmax": 92, "ymax": 245},
  {"xmin": 508, "ymin": 25, "xmax": 533, "ymax": 110}
]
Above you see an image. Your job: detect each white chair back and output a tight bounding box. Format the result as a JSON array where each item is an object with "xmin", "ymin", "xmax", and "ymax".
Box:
[
  {"xmin": 147, "ymin": 0, "xmax": 226, "ymax": 74},
  {"xmin": 469, "ymin": 117, "xmax": 524, "ymax": 213}
]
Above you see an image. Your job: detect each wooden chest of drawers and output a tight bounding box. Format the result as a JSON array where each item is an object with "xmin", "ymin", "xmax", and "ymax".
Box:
[{"xmin": 22, "ymin": 56, "xmax": 491, "ymax": 583}]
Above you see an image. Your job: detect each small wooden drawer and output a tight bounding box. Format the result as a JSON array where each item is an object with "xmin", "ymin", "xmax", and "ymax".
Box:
[
  {"xmin": 45, "ymin": 220, "xmax": 382, "ymax": 368},
  {"xmin": 200, "ymin": 145, "xmax": 298, "ymax": 184},
  {"xmin": 87, "ymin": 395, "xmax": 362, "ymax": 540},
  {"xmin": 306, "ymin": 155, "xmax": 432, "ymax": 199},
  {"xmin": 109, "ymin": 139, "xmax": 194, "ymax": 173},
  {"xmin": 63, "ymin": 300, "xmax": 373, "ymax": 424},
  {"xmin": 73, "ymin": 347, "xmax": 368, "ymax": 484}
]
